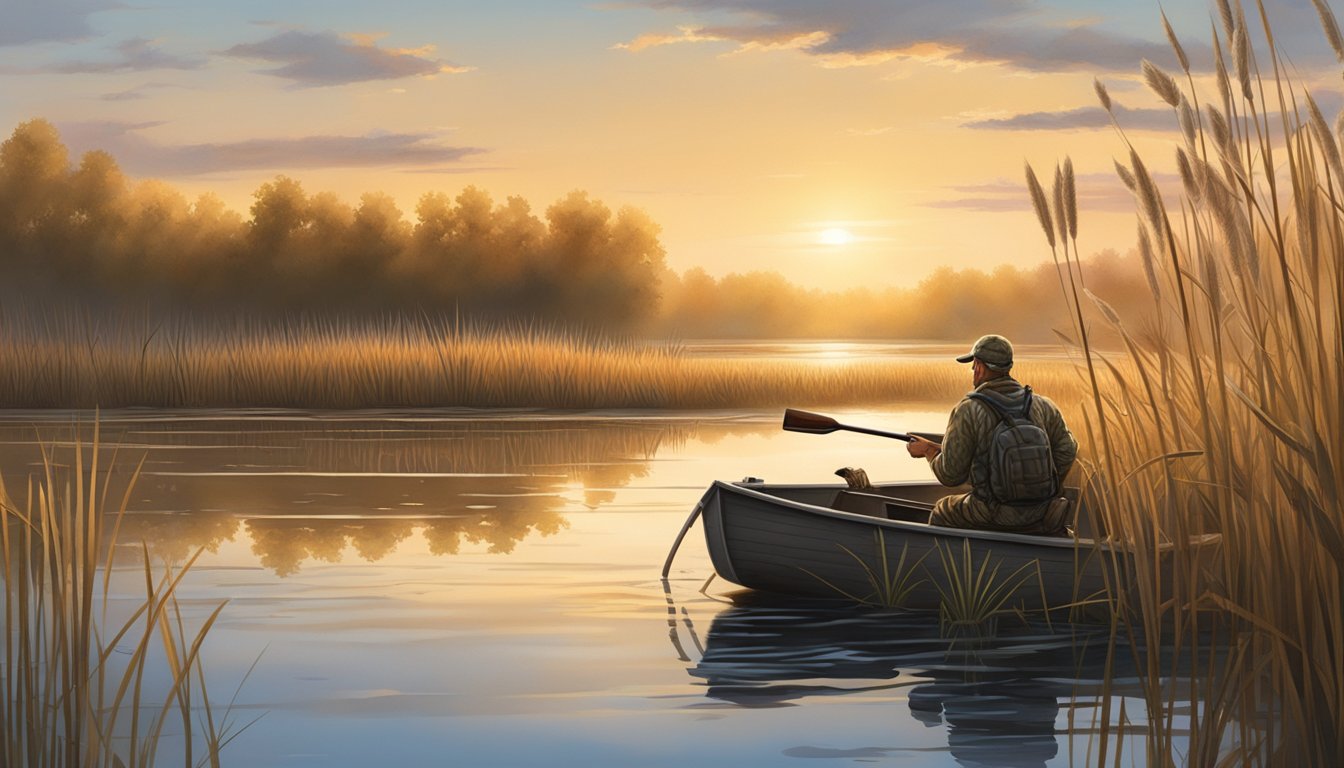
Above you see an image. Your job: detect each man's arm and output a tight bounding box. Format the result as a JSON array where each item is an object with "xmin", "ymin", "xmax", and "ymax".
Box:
[
  {"xmin": 1040, "ymin": 398, "xmax": 1078, "ymax": 480},
  {"xmin": 927, "ymin": 400, "xmax": 977, "ymax": 487}
]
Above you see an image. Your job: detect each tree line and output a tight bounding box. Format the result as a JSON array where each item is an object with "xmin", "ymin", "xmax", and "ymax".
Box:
[{"xmin": 0, "ymin": 119, "xmax": 1151, "ymax": 340}]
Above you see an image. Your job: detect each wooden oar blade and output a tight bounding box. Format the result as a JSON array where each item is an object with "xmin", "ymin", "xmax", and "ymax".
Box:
[{"xmin": 782, "ymin": 408, "xmax": 840, "ymax": 434}]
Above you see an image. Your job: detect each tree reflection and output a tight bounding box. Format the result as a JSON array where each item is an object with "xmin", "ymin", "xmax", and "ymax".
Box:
[{"xmin": 0, "ymin": 416, "xmax": 774, "ymax": 575}]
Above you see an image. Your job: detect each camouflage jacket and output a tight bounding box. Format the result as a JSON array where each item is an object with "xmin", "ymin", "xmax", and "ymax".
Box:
[{"xmin": 929, "ymin": 376, "xmax": 1077, "ymax": 503}]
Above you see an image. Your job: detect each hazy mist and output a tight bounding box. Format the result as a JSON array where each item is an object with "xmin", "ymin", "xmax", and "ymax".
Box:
[{"xmin": 1, "ymin": 119, "xmax": 1151, "ymax": 341}]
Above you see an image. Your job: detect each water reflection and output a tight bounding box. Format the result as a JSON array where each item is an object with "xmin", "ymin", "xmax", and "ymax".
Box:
[
  {"xmin": 669, "ymin": 590, "xmax": 1174, "ymax": 767},
  {"xmin": 0, "ymin": 413, "xmax": 773, "ymax": 574}
]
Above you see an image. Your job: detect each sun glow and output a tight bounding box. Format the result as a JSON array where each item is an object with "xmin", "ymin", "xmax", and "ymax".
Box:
[{"xmin": 818, "ymin": 227, "xmax": 854, "ymax": 246}]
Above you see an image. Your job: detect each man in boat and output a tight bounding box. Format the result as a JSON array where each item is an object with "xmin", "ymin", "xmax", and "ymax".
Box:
[{"xmin": 906, "ymin": 334, "xmax": 1077, "ymax": 535}]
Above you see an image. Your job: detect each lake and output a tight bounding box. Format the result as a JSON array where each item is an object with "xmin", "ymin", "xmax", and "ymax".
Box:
[{"xmin": 0, "ymin": 406, "xmax": 1189, "ymax": 767}]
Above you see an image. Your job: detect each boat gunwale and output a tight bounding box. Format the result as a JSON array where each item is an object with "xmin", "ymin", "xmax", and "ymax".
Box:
[{"xmin": 713, "ymin": 480, "xmax": 1221, "ymax": 553}]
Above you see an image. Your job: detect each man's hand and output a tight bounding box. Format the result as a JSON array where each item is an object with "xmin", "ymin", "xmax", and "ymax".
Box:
[{"xmin": 906, "ymin": 435, "xmax": 942, "ymax": 460}]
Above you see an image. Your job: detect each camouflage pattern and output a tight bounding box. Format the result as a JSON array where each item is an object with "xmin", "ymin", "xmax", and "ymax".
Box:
[
  {"xmin": 955, "ymin": 334, "xmax": 1014, "ymax": 370},
  {"xmin": 926, "ymin": 375, "xmax": 1077, "ymax": 534}
]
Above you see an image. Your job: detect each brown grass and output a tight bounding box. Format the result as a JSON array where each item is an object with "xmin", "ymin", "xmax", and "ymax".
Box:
[
  {"xmin": 1, "ymin": 425, "xmax": 249, "ymax": 767},
  {"xmin": 1031, "ymin": 1, "xmax": 1344, "ymax": 763},
  {"xmin": 0, "ymin": 312, "xmax": 1088, "ymax": 410}
]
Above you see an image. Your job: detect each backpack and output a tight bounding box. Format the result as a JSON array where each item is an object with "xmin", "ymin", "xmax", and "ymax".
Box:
[{"xmin": 967, "ymin": 386, "xmax": 1058, "ymax": 506}]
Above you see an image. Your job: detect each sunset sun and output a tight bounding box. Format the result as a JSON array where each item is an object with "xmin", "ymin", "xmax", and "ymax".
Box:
[{"xmin": 818, "ymin": 227, "xmax": 854, "ymax": 246}]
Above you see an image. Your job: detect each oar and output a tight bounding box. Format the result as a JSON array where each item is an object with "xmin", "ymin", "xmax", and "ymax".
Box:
[{"xmin": 782, "ymin": 408, "xmax": 914, "ymax": 442}]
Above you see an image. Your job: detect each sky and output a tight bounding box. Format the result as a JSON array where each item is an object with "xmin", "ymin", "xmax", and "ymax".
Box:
[{"xmin": 2, "ymin": 0, "xmax": 1341, "ymax": 290}]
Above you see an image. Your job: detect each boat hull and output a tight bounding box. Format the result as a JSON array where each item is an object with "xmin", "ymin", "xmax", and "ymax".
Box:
[{"xmin": 698, "ymin": 480, "xmax": 1202, "ymax": 612}]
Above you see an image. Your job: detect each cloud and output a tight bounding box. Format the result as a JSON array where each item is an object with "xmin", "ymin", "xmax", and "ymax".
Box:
[
  {"xmin": 963, "ymin": 103, "xmax": 1175, "ymax": 132},
  {"xmin": 222, "ymin": 29, "xmax": 471, "ymax": 87},
  {"xmin": 925, "ymin": 172, "xmax": 1179, "ymax": 213},
  {"xmin": 607, "ymin": 0, "xmax": 1344, "ymax": 74},
  {"xmin": 1, "ymin": 0, "xmax": 119, "ymax": 46},
  {"xmin": 100, "ymin": 81, "xmax": 188, "ymax": 102},
  {"xmin": 50, "ymin": 38, "xmax": 204, "ymax": 73},
  {"xmin": 963, "ymin": 90, "xmax": 1344, "ymax": 133},
  {"xmin": 611, "ymin": 0, "xmax": 1212, "ymax": 74},
  {"xmin": 57, "ymin": 121, "xmax": 486, "ymax": 176}
]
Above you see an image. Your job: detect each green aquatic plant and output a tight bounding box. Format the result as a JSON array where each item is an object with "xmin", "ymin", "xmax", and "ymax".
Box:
[
  {"xmin": 929, "ymin": 538, "xmax": 1043, "ymax": 635},
  {"xmin": 801, "ymin": 531, "xmax": 929, "ymax": 609}
]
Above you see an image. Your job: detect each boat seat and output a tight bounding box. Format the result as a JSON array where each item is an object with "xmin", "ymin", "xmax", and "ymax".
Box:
[{"xmin": 832, "ymin": 491, "xmax": 932, "ymax": 523}]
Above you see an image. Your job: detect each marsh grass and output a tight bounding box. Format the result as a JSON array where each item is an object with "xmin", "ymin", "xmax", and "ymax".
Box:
[
  {"xmin": 0, "ymin": 423, "xmax": 247, "ymax": 767},
  {"xmin": 1030, "ymin": 1, "xmax": 1344, "ymax": 762},
  {"xmin": 0, "ymin": 310, "xmax": 1086, "ymax": 410},
  {"xmin": 929, "ymin": 539, "xmax": 1044, "ymax": 636},
  {"xmin": 801, "ymin": 531, "xmax": 929, "ymax": 608}
]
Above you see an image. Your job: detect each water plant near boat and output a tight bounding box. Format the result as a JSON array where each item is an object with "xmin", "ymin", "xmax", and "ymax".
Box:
[
  {"xmin": 801, "ymin": 531, "xmax": 929, "ymax": 609},
  {"xmin": 930, "ymin": 538, "xmax": 1044, "ymax": 636}
]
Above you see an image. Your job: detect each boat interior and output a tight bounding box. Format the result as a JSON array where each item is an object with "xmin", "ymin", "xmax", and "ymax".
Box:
[{"xmin": 744, "ymin": 478, "xmax": 1098, "ymax": 537}]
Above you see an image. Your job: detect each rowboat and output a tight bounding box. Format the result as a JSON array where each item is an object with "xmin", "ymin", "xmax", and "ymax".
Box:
[{"xmin": 668, "ymin": 479, "xmax": 1220, "ymax": 613}]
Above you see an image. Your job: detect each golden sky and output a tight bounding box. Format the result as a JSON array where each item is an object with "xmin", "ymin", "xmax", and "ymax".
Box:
[{"xmin": 2, "ymin": 0, "xmax": 1341, "ymax": 289}]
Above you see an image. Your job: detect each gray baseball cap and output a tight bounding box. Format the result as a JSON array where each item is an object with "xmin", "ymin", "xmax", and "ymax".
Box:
[{"xmin": 956, "ymin": 334, "xmax": 1014, "ymax": 370}]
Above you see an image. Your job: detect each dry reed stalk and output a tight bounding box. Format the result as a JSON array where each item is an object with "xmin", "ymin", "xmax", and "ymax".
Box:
[
  {"xmin": 1162, "ymin": 10, "xmax": 1190, "ymax": 73},
  {"xmin": 1142, "ymin": 59, "xmax": 1182, "ymax": 107},
  {"xmin": 1, "ymin": 425, "xmax": 244, "ymax": 767},
  {"xmin": 1025, "ymin": 163, "xmax": 1056, "ymax": 249},
  {"xmin": 1041, "ymin": 3, "xmax": 1344, "ymax": 761},
  {"xmin": 1094, "ymin": 78, "xmax": 1112, "ymax": 112},
  {"xmin": 1312, "ymin": 0, "xmax": 1344, "ymax": 61}
]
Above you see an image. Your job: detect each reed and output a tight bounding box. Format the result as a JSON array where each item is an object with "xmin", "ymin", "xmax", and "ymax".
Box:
[
  {"xmin": 802, "ymin": 531, "xmax": 929, "ymax": 609},
  {"xmin": 1029, "ymin": 1, "xmax": 1344, "ymax": 763},
  {"xmin": 929, "ymin": 539, "xmax": 1042, "ymax": 635},
  {"xmin": 0, "ymin": 310, "xmax": 1088, "ymax": 410},
  {"xmin": 0, "ymin": 423, "xmax": 245, "ymax": 767}
]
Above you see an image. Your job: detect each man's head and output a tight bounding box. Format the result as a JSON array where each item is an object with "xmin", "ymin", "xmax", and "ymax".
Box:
[{"xmin": 956, "ymin": 334, "xmax": 1013, "ymax": 386}]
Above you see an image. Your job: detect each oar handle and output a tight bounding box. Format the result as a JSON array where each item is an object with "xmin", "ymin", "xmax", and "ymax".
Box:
[{"xmin": 839, "ymin": 424, "xmax": 913, "ymax": 442}]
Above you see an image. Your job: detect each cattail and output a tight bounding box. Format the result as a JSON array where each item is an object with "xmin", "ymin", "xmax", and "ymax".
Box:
[
  {"xmin": 1063, "ymin": 157, "xmax": 1078, "ymax": 240},
  {"xmin": 1052, "ymin": 164, "xmax": 1069, "ymax": 246},
  {"xmin": 1176, "ymin": 147, "xmax": 1203, "ymax": 203},
  {"xmin": 1024, "ymin": 163, "xmax": 1056, "ymax": 249},
  {"xmin": 1094, "ymin": 77, "xmax": 1113, "ymax": 112},
  {"xmin": 1142, "ymin": 59, "xmax": 1182, "ymax": 107},
  {"xmin": 1307, "ymin": 93, "xmax": 1344, "ymax": 186},
  {"xmin": 1085, "ymin": 288, "xmax": 1123, "ymax": 326},
  {"xmin": 1312, "ymin": 0, "xmax": 1344, "ymax": 62},
  {"xmin": 1137, "ymin": 220, "xmax": 1161, "ymax": 299},
  {"xmin": 1162, "ymin": 10, "xmax": 1191, "ymax": 73},
  {"xmin": 1233, "ymin": 19, "xmax": 1253, "ymax": 102},
  {"xmin": 1179, "ymin": 95, "xmax": 1198, "ymax": 149},
  {"xmin": 1114, "ymin": 159, "xmax": 1136, "ymax": 191}
]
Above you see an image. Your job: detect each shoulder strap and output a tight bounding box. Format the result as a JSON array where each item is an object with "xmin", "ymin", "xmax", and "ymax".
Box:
[
  {"xmin": 967, "ymin": 391, "xmax": 1015, "ymax": 427},
  {"xmin": 969, "ymin": 387, "xmax": 1035, "ymax": 426}
]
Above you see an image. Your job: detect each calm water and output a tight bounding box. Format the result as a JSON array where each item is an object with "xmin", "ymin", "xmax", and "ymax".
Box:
[{"xmin": 0, "ymin": 408, "xmax": 1186, "ymax": 767}]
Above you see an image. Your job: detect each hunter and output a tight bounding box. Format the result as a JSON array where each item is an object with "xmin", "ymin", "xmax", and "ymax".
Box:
[{"xmin": 906, "ymin": 334, "xmax": 1077, "ymax": 536}]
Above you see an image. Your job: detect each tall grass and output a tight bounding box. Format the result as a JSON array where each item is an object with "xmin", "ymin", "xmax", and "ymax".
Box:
[
  {"xmin": 1, "ymin": 424, "xmax": 243, "ymax": 767},
  {"xmin": 0, "ymin": 310, "xmax": 1086, "ymax": 410},
  {"xmin": 1030, "ymin": 1, "xmax": 1344, "ymax": 763}
]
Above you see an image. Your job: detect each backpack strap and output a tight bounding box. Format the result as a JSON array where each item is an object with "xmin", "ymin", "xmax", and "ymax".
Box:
[{"xmin": 968, "ymin": 386, "xmax": 1034, "ymax": 425}]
